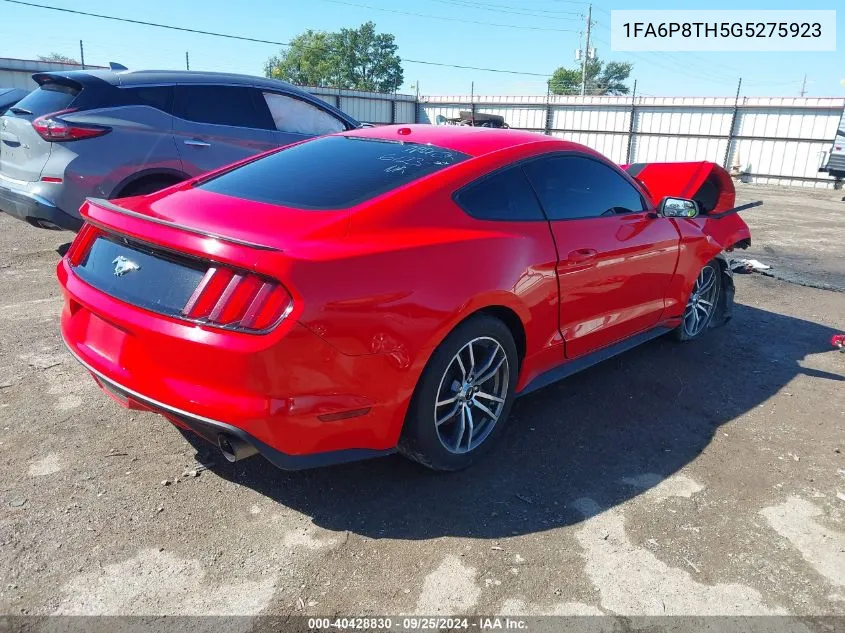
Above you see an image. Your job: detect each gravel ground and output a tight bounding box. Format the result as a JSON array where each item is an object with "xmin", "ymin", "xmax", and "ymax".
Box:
[
  {"xmin": 735, "ymin": 183, "xmax": 845, "ymax": 291},
  {"xmin": 0, "ymin": 185, "xmax": 843, "ymax": 623}
]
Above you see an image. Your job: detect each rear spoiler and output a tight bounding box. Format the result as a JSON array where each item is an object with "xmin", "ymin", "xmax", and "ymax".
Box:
[
  {"xmin": 31, "ymin": 72, "xmax": 85, "ymax": 90},
  {"xmin": 84, "ymin": 198, "xmax": 279, "ymax": 252}
]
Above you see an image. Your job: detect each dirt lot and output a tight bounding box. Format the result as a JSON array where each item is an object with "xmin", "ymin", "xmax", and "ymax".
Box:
[{"xmin": 0, "ymin": 184, "xmax": 843, "ymax": 623}]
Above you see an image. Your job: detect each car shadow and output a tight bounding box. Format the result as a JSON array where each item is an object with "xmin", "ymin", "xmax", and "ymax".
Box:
[{"xmin": 196, "ymin": 303, "xmax": 843, "ymax": 540}]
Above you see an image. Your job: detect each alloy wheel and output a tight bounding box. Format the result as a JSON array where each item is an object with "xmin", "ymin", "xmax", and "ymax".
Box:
[
  {"xmin": 683, "ymin": 265, "xmax": 719, "ymax": 337},
  {"xmin": 433, "ymin": 336, "xmax": 509, "ymax": 454}
]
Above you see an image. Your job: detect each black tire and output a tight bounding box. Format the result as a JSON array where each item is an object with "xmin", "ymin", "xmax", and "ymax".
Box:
[
  {"xmin": 115, "ymin": 177, "xmax": 181, "ymax": 198},
  {"xmin": 674, "ymin": 259, "xmax": 722, "ymax": 341},
  {"xmin": 398, "ymin": 314, "xmax": 519, "ymax": 471}
]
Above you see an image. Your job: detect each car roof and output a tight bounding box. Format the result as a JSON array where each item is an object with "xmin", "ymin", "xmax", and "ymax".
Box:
[
  {"xmin": 31, "ymin": 69, "xmax": 360, "ymax": 126},
  {"xmin": 34, "ymin": 68, "xmax": 309, "ymax": 94},
  {"xmin": 341, "ymin": 124, "xmax": 586, "ymax": 158}
]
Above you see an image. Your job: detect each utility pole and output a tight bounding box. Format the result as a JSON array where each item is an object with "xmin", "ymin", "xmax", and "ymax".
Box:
[
  {"xmin": 799, "ymin": 74, "xmax": 807, "ymax": 97},
  {"xmin": 185, "ymin": 51, "xmax": 190, "ymax": 71},
  {"xmin": 470, "ymin": 81, "xmax": 475, "ymax": 126},
  {"xmin": 580, "ymin": 4, "xmax": 593, "ymax": 96},
  {"xmin": 79, "ymin": 40, "xmax": 85, "ymax": 69}
]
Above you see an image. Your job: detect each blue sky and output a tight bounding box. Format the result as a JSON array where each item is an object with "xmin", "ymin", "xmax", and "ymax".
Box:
[{"xmin": 0, "ymin": 0, "xmax": 841, "ymax": 97}]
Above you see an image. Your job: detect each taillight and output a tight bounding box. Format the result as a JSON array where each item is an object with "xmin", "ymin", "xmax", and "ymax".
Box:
[
  {"xmin": 65, "ymin": 223, "xmax": 100, "ymax": 265},
  {"xmin": 182, "ymin": 267, "xmax": 292, "ymax": 332},
  {"xmin": 32, "ymin": 109, "xmax": 110, "ymax": 142}
]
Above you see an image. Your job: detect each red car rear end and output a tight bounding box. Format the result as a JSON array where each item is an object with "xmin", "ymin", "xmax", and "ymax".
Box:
[{"xmin": 58, "ymin": 125, "xmax": 751, "ymax": 472}]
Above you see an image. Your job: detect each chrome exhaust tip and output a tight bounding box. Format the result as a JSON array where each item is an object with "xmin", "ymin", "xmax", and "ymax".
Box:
[{"xmin": 217, "ymin": 433, "xmax": 258, "ymax": 463}]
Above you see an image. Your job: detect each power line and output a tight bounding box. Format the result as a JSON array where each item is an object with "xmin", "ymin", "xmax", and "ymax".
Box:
[
  {"xmin": 463, "ymin": 0, "xmax": 586, "ymax": 12},
  {"xmin": 318, "ymin": 0, "xmax": 580, "ymax": 32},
  {"xmin": 424, "ymin": 0, "xmax": 581, "ymax": 18},
  {"xmin": 590, "ymin": 35, "xmax": 735, "ymax": 84},
  {"xmin": 404, "ymin": 59, "xmax": 550, "ymax": 77},
  {"xmin": 2, "ymin": 0, "xmax": 560, "ymax": 78},
  {"xmin": 1, "ymin": 0, "xmax": 292, "ymax": 46},
  {"xmin": 589, "ymin": 6, "xmax": 780, "ymax": 80}
]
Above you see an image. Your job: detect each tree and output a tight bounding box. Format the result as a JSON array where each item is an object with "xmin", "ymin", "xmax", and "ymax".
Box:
[
  {"xmin": 37, "ymin": 52, "xmax": 79, "ymax": 65},
  {"xmin": 265, "ymin": 22, "xmax": 403, "ymax": 93},
  {"xmin": 548, "ymin": 58, "xmax": 633, "ymax": 96}
]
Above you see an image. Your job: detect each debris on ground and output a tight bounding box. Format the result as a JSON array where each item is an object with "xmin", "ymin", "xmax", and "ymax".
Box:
[
  {"xmin": 731, "ymin": 258, "xmax": 772, "ymax": 273},
  {"xmin": 683, "ymin": 557, "xmax": 701, "ymax": 573},
  {"xmin": 182, "ymin": 464, "xmax": 208, "ymax": 478}
]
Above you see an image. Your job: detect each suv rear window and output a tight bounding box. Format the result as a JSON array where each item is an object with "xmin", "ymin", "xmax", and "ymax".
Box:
[
  {"xmin": 198, "ymin": 135, "xmax": 469, "ymax": 210},
  {"xmin": 10, "ymin": 81, "xmax": 80, "ymax": 116}
]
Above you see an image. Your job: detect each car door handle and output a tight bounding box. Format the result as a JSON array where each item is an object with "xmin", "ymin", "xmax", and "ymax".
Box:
[
  {"xmin": 183, "ymin": 139, "xmax": 210, "ymax": 147},
  {"xmin": 566, "ymin": 248, "xmax": 598, "ymax": 263}
]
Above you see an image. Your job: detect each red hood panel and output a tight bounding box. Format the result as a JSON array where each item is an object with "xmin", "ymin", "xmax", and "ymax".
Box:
[
  {"xmin": 110, "ymin": 186, "xmax": 351, "ymax": 251},
  {"xmin": 623, "ymin": 161, "xmax": 750, "ymax": 249}
]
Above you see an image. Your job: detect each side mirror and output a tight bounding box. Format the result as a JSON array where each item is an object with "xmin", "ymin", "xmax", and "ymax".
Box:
[{"xmin": 658, "ymin": 197, "xmax": 700, "ymax": 218}]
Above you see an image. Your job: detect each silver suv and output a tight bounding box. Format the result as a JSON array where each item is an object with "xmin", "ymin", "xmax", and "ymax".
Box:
[{"xmin": 0, "ymin": 69, "xmax": 360, "ymax": 231}]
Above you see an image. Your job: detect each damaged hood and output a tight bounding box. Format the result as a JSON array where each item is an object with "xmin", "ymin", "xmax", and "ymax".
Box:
[{"xmin": 623, "ymin": 161, "xmax": 751, "ymax": 250}]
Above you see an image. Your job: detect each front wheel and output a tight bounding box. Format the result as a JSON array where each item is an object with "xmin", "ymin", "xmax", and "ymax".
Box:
[
  {"xmin": 398, "ymin": 314, "xmax": 518, "ymax": 471},
  {"xmin": 675, "ymin": 260, "xmax": 722, "ymax": 341}
]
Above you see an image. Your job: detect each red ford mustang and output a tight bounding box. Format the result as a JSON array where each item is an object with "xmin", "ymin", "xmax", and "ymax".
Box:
[{"xmin": 57, "ymin": 125, "xmax": 752, "ymax": 471}]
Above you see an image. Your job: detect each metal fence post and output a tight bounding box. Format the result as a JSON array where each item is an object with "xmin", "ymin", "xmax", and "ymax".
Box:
[
  {"xmin": 545, "ymin": 88, "xmax": 553, "ymax": 136},
  {"xmin": 723, "ymin": 78, "xmax": 743, "ymax": 168},
  {"xmin": 625, "ymin": 80, "xmax": 637, "ymax": 163}
]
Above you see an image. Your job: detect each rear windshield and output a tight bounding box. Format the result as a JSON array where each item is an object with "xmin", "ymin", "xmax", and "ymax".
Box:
[
  {"xmin": 198, "ymin": 135, "xmax": 469, "ymax": 210},
  {"xmin": 10, "ymin": 81, "xmax": 80, "ymax": 117}
]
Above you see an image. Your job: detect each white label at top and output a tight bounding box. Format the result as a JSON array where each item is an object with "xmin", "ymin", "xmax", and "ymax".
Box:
[{"xmin": 611, "ymin": 10, "xmax": 836, "ymax": 51}]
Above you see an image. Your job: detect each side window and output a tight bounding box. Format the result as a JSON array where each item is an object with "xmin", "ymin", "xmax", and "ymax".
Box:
[
  {"xmin": 121, "ymin": 86, "xmax": 174, "ymax": 114},
  {"xmin": 262, "ymin": 93, "xmax": 346, "ymax": 135},
  {"xmin": 455, "ymin": 166, "xmax": 545, "ymax": 221},
  {"xmin": 174, "ymin": 85, "xmax": 273, "ymax": 130},
  {"xmin": 523, "ymin": 155, "xmax": 646, "ymax": 220}
]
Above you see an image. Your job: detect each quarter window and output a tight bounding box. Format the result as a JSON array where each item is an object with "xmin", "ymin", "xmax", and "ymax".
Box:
[
  {"xmin": 262, "ymin": 93, "xmax": 346, "ymax": 135},
  {"xmin": 523, "ymin": 155, "xmax": 645, "ymax": 220},
  {"xmin": 174, "ymin": 85, "xmax": 273, "ymax": 129},
  {"xmin": 455, "ymin": 166, "xmax": 545, "ymax": 221},
  {"xmin": 121, "ymin": 86, "xmax": 174, "ymax": 114}
]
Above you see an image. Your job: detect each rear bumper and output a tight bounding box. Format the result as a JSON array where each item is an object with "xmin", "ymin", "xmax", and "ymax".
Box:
[
  {"xmin": 57, "ymin": 257, "xmax": 414, "ymax": 468},
  {"xmin": 62, "ymin": 340, "xmax": 394, "ymax": 470},
  {"xmin": 0, "ymin": 177, "xmax": 82, "ymax": 231}
]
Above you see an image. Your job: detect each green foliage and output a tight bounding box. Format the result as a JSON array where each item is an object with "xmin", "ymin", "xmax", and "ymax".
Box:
[
  {"xmin": 265, "ymin": 22, "xmax": 403, "ymax": 93},
  {"xmin": 37, "ymin": 52, "xmax": 79, "ymax": 64},
  {"xmin": 548, "ymin": 58, "xmax": 633, "ymax": 95}
]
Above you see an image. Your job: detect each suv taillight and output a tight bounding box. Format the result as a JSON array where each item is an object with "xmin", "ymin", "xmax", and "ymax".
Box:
[
  {"xmin": 182, "ymin": 267, "xmax": 293, "ymax": 332},
  {"xmin": 32, "ymin": 109, "xmax": 110, "ymax": 142}
]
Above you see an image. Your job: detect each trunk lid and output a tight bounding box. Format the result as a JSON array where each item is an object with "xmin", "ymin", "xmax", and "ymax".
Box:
[{"xmin": 0, "ymin": 77, "xmax": 82, "ymax": 182}]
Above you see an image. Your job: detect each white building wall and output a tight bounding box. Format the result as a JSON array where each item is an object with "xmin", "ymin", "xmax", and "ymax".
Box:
[{"xmin": 420, "ymin": 94, "xmax": 845, "ymax": 188}]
